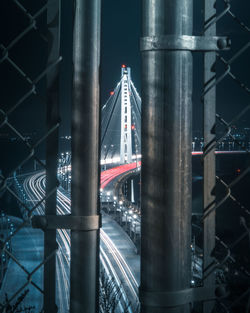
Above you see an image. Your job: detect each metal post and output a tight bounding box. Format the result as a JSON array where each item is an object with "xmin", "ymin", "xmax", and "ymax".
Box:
[
  {"xmin": 44, "ymin": 1, "xmax": 61, "ymax": 312},
  {"xmin": 140, "ymin": 0, "xmax": 193, "ymax": 312},
  {"xmin": 70, "ymin": 0, "xmax": 101, "ymax": 312},
  {"xmin": 44, "ymin": 82, "xmax": 59, "ymax": 313},
  {"xmin": 203, "ymin": 0, "xmax": 216, "ymax": 312}
]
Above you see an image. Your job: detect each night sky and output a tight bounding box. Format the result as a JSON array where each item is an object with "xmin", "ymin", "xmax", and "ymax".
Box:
[
  {"xmin": 0, "ymin": 0, "xmax": 249, "ymax": 136},
  {"xmin": 59, "ymin": 0, "xmax": 142, "ymax": 136},
  {"xmin": 100, "ymin": 0, "xmax": 250, "ymax": 133},
  {"xmin": 101, "ymin": 0, "xmax": 141, "ymax": 100},
  {"xmin": 98, "ymin": 0, "xmax": 250, "ymax": 133},
  {"xmin": 0, "ymin": 0, "xmax": 249, "ymax": 161}
]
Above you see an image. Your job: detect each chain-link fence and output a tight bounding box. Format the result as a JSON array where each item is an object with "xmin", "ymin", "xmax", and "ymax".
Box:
[
  {"xmin": 196, "ymin": 0, "xmax": 250, "ymax": 312},
  {"xmin": 0, "ymin": 1, "xmax": 249, "ymax": 313},
  {"xmin": 0, "ymin": 0, "xmax": 61, "ymax": 312},
  {"xmin": 0, "ymin": 212, "xmax": 13, "ymax": 288}
]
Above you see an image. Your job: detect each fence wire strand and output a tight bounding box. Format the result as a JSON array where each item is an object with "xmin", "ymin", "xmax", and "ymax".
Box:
[
  {"xmin": 0, "ymin": 1, "xmax": 61, "ymax": 311},
  {"xmin": 200, "ymin": 0, "xmax": 250, "ymax": 311}
]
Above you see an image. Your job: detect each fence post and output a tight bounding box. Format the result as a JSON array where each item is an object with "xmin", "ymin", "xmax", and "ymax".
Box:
[
  {"xmin": 203, "ymin": 0, "xmax": 216, "ymax": 312},
  {"xmin": 70, "ymin": 0, "xmax": 101, "ymax": 312},
  {"xmin": 44, "ymin": 1, "xmax": 61, "ymax": 312},
  {"xmin": 140, "ymin": 0, "xmax": 193, "ymax": 312}
]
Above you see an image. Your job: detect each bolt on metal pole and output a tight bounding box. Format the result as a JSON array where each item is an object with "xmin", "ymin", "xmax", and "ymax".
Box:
[
  {"xmin": 203, "ymin": 0, "xmax": 216, "ymax": 312},
  {"xmin": 44, "ymin": 1, "xmax": 61, "ymax": 312},
  {"xmin": 70, "ymin": 0, "xmax": 101, "ymax": 312},
  {"xmin": 140, "ymin": 0, "xmax": 193, "ymax": 312}
]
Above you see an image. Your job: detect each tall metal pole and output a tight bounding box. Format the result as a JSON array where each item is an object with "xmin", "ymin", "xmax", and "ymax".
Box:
[
  {"xmin": 70, "ymin": 1, "xmax": 101, "ymax": 312},
  {"xmin": 140, "ymin": 0, "xmax": 193, "ymax": 312},
  {"xmin": 44, "ymin": 81, "xmax": 59, "ymax": 313},
  {"xmin": 203, "ymin": 0, "xmax": 216, "ymax": 312},
  {"xmin": 44, "ymin": 1, "xmax": 60, "ymax": 312}
]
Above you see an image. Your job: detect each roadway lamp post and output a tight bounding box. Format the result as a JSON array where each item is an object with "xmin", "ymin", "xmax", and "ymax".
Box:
[
  {"xmin": 140, "ymin": 0, "xmax": 193, "ymax": 312},
  {"xmin": 70, "ymin": 0, "xmax": 101, "ymax": 312}
]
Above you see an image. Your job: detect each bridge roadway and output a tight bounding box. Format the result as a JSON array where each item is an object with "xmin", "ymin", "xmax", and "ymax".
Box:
[
  {"xmin": 0, "ymin": 164, "xmax": 140, "ymax": 312},
  {"xmin": 100, "ymin": 161, "xmax": 141, "ymax": 190}
]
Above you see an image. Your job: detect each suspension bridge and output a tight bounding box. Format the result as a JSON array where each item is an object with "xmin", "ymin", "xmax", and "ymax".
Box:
[
  {"xmin": 0, "ymin": 66, "xmax": 142, "ymax": 313},
  {"xmin": 1, "ymin": 65, "xmax": 248, "ymax": 313}
]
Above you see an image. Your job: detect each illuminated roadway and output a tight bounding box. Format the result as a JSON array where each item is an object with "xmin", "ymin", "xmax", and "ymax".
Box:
[
  {"xmin": 2, "ymin": 152, "xmax": 242, "ymax": 311},
  {"xmin": 22, "ymin": 164, "xmax": 140, "ymax": 312},
  {"xmin": 100, "ymin": 162, "xmax": 141, "ymax": 190}
]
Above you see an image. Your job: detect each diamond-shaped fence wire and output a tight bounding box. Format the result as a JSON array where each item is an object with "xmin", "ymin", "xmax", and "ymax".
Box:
[
  {"xmin": 198, "ymin": 0, "xmax": 250, "ymax": 312},
  {"xmin": 0, "ymin": 1, "xmax": 249, "ymax": 313},
  {"xmin": 0, "ymin": 1, "xmax": 61, "ymax": 312}
]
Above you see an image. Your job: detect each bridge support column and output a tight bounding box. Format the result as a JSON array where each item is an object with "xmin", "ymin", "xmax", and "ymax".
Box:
[
  {"xmin": 140, "ymin": 0, "xmax": 193, "ymax": 312},
  {"xmin": 71, "ymin": 0, "xmax": 101, "ymax": 312}
]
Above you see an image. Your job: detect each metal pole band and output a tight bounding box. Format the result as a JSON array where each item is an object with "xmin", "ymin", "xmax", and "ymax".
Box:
[
  {"xmin": 140, "ymin": 35, "xmax": 230, "ymax": 52},
  {"xmin": 32, "ymin": 214, "xmax": 101, "ymax": 231},
  {"xmin": 139, "ymin": 288, "xmax": 193, "ymax": 307}
]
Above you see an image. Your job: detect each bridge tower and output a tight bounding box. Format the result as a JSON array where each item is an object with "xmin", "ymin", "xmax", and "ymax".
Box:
[
  {"xmin": 101, "ymin": 65, "xmax": 141, "ymax": 165},
  {"xmin": 120, "ymin": 66, "xmax": 132, "ymax": 163}
]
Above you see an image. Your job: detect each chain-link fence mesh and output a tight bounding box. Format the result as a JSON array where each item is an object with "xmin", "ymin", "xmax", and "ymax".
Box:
[
  {"xmin": 0, "ymin": 0, "xmax": 61, "ymax": 311},
  {"xmin": 0, "ymin": 1, "xmax": 249, "ymax": 312},
  {"xmin": 193, "ymin": 0, "xmax": 250, "ymax": 312}
]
